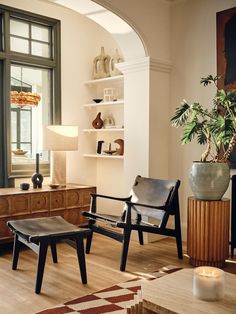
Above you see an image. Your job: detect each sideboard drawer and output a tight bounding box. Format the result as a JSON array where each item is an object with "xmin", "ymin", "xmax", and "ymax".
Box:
[
  {"xmin": 0, "ymin": 196, "xmax": 11, "ymax": 217},
  {"xmin": 66, "ymin": 189, "xmax": 80, "ymax": 208},
  {"xmin": 50, "ymin": 191, "xmax": 66, "ymax": 210},
  {"xmin": 31, "ymin": 193, "xmax": 50, "ymax": 213},
  {"xmin": 80, "ymin": 188, "xmax": 95, "ymax": 206},
  {"xmin": 11, "ymin": 194, "xmax": 30, "ymax": 215}
]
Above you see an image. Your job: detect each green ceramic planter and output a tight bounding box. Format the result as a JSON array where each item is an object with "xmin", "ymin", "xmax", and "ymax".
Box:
[{"xmin": 189, "ymin": 162, "xmax": 230, "ymax": 200}]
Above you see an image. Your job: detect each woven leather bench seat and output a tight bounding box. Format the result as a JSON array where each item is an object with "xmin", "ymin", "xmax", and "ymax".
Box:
[{"xmin": 7, "ymin": 216, "xmax": 90, "ymax": 294}]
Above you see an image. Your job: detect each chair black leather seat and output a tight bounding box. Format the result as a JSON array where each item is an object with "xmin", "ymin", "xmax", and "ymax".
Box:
[
  {"xmin": 7, "ymin": 216, "xmax": 90, "ymax": 294},
  {"xmin": 83, "ymin": 175, "xmax": 183, "ymax": 271}
]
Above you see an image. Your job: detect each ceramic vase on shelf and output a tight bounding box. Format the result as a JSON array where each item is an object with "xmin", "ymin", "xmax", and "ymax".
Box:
[
  {"xmin": 92, "ymin": 47, "xmax": 111, "ymax": 79},
  {"xmin": 109, "ymin": 49, "xmax": 124, "ymax": 76},
  {"xmin": 103, "ymin": 114, "xmax": 115, "ymax": 128},
  {"xmin": 92, "ymin": 112, "xmax": 103, "ymax": 129}
]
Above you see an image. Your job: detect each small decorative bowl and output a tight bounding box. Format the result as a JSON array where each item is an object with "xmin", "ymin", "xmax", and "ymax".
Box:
[
  {"xmin": 20, "ymin": 183, "xmax": 30, "ymax": 190},
  {"xmin": 92, "ymin": 98, "xmax": 103, "ymax": 103},
  {"xmin": 12, "ymin": 149, "xmax": 28, "ymax": 155},
  {"xmin": 49, "ymin": 183, "xmax": 60, "ymax": 189}
]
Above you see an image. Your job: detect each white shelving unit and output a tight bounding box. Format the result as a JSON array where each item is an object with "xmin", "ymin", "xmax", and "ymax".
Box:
[
  {"xmin": 83, "ymin": 128, "xmax": 124, "ymax": 133},
  {"xmin": 83, "ymin": 99, "xmax": 124, "ymax": 108},
  {"xmin": 83, "ymin": 75, "xmax": 124, "ymax": 159},
  {"xmin": 84, "ymin": 75, "xmax": 123, "ymax": 86},
  {"xmin": 83, "ymin": 154, "xmax": 124, "ymax": 159}
]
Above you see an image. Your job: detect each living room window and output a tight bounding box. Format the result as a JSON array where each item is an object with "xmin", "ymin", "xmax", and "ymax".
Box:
[
  {"xmin": 10, "ymin": 17, "xmax": 51, "ymax": 58},
  {"xmin": 0, "ymin": 5, "xmax": 61, "ymax": 186}
]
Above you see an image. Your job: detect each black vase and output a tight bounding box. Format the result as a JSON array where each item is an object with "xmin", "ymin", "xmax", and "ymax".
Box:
[{"xmin": 31, "ymin": 153, "xmax": 44, "ymax": 188}]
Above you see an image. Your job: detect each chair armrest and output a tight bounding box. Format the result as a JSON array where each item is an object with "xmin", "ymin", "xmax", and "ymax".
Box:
[
  {"xmin": 88, "ymin": 193, "xmax": 131, "ymax": 214},
  {"xmin": 125, "ymin": 201, "xmax": 166, "ymax": 210},
  {"xmin": 91, "ymin": 193, "xmax": 131, "ymax": 202}
]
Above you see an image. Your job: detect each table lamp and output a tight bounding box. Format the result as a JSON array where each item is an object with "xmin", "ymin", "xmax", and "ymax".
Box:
[{"xmin": 42, "ymin": 125, "xmax": 78, "ymax": 187}]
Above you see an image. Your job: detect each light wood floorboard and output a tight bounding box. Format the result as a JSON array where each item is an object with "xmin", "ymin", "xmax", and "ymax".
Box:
[{"xmin": 0, "ymin": 235, "xmax": 235, "ymax": 314}]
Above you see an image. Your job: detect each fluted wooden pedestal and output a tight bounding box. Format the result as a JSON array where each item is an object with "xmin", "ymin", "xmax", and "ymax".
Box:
[{"xmin": 187, "ymin": 197, "xmax": 230, "ymax": 268}]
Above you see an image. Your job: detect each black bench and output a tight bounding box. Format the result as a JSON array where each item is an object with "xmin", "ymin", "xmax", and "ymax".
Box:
[{"xmin": 7, "ymin": 216, "xmax": 90, "ymax": 294}]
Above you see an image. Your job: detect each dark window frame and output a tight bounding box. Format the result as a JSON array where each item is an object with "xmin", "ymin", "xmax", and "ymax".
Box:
[
  {"xmin": 11, "ymin": 106, "xmax": 33, "ymax": 153},
  {"xmin": 10, "ymin": 17, "xmax": 52, "ymax": 58},
  {"xmin": 0, "ymin": 5, "xmax": 61, "ymax": 186}
]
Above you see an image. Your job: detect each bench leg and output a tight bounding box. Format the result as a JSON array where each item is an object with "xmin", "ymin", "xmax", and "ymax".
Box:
[
  {"xmin": 86, "ymin": 231, "xmax": 93, "ymax": 254},
  {"xmin": 35, "ymin": 241, "xmax": 48, "ymax": 294},
  {"xmin": 75, "ymin": 236, "xmax": 87, "ymax": 284},
  {"xmin": 12, "ymin": 234, "xmax": 21, "ymax": 270},
  {"xmin": 138, "ymin": 230, "xmax": 144, "ymax": 245},
  {"xmin": 50, "ymin": 241, "xmax": 58, "ymax": 263}
]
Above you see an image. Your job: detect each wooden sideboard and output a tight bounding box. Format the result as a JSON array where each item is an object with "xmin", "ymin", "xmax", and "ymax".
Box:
[{"xmin": 0, "ymin": 184, "xmax": 96, "ymax": 243}]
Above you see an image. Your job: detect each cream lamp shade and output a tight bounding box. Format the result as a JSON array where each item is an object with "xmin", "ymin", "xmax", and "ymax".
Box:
[
  {"xmin": 42, "ymin": 125, "xmax": 78, "ymax": 187},
  {"xmin": 42, "ymin": 125, "xmax": 78, "ymax": 151}
]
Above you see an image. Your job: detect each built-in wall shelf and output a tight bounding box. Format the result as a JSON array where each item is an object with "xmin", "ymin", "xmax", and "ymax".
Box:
[
  {"xmin": 84, "ymin": 154, "xmax": 124, "ymax": 159},
  {"xmin": 83, "ymin": 100, "xmax": 124, "ymax": 108},
  {"xmin": 84, "ymin": 75, "xmax": 123, "ymax": 86},
  {"xmin": 82, "ymin": 74, "xmax": 124, "ymax": 164},
  {"xmin": 83, "ymin": 128, "xmax": 124, "ymax": 133}
]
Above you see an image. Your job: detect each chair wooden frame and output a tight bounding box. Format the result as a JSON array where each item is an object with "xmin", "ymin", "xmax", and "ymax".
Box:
[{"xmin": 83, "ymin": 176, "xmax": 183, "ymax": 271}]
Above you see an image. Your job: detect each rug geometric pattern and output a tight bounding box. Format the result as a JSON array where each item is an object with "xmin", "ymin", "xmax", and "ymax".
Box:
[{"xmin": 36, "ymin": 265, "xmax": 181, "ymax": 314}]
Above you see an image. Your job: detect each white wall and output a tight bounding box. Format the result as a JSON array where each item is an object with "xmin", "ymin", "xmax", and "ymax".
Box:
[{"xmin": 170, "ymin": 0, "xmax": 236, "ymax": 238}]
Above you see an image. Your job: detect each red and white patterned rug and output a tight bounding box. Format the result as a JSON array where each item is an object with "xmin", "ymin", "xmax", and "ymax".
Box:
[{"xmin": 36, "ymin": 265, "xmax": 181, "ymax": 314}]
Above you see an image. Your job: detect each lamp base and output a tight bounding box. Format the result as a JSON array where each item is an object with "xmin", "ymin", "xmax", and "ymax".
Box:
[{"xmin": 50, "ymin": 151, "xmax": 66, "ymax": 187}]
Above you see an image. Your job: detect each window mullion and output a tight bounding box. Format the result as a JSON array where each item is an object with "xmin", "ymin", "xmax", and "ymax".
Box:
[
  {"xmin": 30, "ymin": 108, "xmax": 32, "ymax": 154},
  {"xmin": 4, "ymin": 11, "xmax": 10, "ymax": 54},
  {"xmin": 29, "ymin": 22, "xmax": 31, "ymax": 55},
  {"xmin": 16, "ymin": 108, "xmax": 21, "ymax": 149},
  {"xmin": 9, "ymin": 54, "xmax": 56, "ymax": 68}
]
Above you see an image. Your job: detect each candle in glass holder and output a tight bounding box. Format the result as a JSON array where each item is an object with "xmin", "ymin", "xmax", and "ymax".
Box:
[{"xmin": 193, "ymin": 266, "xmax": 225, "ymax": 301}]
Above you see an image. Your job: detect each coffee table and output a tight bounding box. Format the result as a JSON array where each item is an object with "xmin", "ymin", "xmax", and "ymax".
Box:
[{"xmin": 141, "ymin": 268, "xmax": 236, "ymax": 314}]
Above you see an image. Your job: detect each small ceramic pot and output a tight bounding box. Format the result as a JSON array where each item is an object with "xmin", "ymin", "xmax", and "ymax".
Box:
[{"xmin": 20, "ymin": 183, "xmax": 30, "ymax": 191}]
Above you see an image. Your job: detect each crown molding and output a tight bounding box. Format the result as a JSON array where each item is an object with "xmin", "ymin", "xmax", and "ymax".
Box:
[
  {"xmin": 116, "ymin": 57, "xmax": 173, "ymax": 74},
  {"xmin": 116, "ymin": 57, "xmax": 149, "ymax": 74}
]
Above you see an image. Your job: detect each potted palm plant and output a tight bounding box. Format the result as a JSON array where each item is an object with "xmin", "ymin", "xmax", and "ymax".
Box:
[{"xmin": 171, "ymin": 75, "xmax": 236, "ymax": 200}]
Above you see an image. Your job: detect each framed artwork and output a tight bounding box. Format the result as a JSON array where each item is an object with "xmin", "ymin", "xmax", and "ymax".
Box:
[
  {"xmin": 217, "ymin": 7, "xmax": 236, "ymax": 168},
  {"xmin": 217, "ymin": 7, "xmax": 236, "ymax": 90}
]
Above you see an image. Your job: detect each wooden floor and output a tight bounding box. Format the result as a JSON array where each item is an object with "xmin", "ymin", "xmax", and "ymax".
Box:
[{"xmin": 0, "ymin": 235, "xmax": 235, "ymax": 314}]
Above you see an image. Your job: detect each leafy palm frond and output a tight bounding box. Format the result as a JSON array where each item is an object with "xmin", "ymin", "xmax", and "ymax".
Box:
[
  {"xmin": 200, "ymin": 75, "xmax": 221, "ymax": 87},
  {"xmin": 181, "ymin": 120, "xmax": 201, "ymax": 144},
  {"xmin": 171, "ymin": 74, "xmax": 236, "ymax": 162},
  {"xmin": 226, "ymin": 89, "xmax": 236, "ymax": 101},
  {"xmin": 211, "ymin": 108, "xmax": 219, "ymax": 118},
  {"xmin": 221, "ymin": 118, "xmax": 236, "ymax": 143},
  {"xmin": 215, "ymin": 89, "xmax": 230, "ymax": 107},
  {"xmin": 196, "ymin": 123, "xmax": 208, "ymax": 145},
  {"xmin": 170, "ymin": 101, "xmax": 191, "ymax": 127}
]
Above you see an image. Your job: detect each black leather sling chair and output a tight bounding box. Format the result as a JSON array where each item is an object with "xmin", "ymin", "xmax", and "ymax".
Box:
[{"xmin": 83, "ymin": 175, "xmax": 183, "ymax": 271}]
